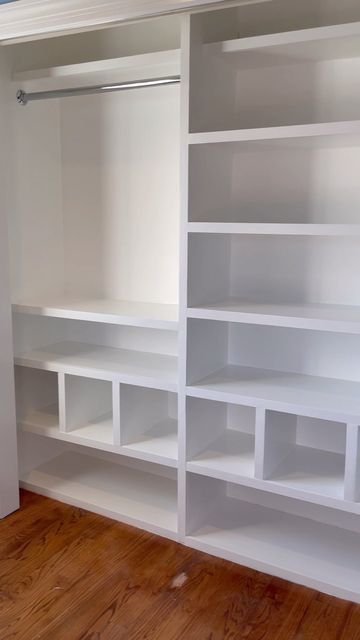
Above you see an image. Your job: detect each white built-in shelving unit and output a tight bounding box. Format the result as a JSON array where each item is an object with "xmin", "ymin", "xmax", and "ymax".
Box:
[{"xmin": 4, "ymin": 0, "xmax": 360, "ymax": 604}]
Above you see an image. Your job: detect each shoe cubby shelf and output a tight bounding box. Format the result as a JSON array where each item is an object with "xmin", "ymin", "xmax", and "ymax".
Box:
[
  {"xmin": 186, "ymin": 396, "xmax": 360, "ymax": 514},
  {"xmin": 16, "ymin": 367, "xmax": 178, "ymax": 468}
]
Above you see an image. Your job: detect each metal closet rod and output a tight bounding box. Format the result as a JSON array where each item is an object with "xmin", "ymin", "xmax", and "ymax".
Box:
[{"xmin": 16, "ymin": 75, "xmax": 181, "ymax": 106}]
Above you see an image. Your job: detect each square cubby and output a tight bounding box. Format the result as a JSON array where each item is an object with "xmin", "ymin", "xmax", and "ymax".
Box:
[
  {"xmin": 15, "ymin": 366, "xmax": 60, "ymax": 432},
  {"xmin": 64, "ymin": 375, "xmax": 114, "ymax": 446},
  {"xmin": 262, "ymin": 410, "xmax": 347, "ymax": 499},
  {"xmin": 187, "ymin": 397, "xmax": 256, "ymax": 480},
  {"xmin": 120, "ymin": 385, "xmax": 178, "ymax": 467}
]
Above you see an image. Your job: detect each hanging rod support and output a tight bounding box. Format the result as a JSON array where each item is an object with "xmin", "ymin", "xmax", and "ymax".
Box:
[{"xmin": 16, "ymin": 75, "xmax": 180, "ymax": 106}]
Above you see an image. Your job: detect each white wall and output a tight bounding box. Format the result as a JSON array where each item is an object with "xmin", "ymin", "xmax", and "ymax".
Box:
[{"xmin": 0, "ymin": 50, "xmax": 19, "ymax": 518}]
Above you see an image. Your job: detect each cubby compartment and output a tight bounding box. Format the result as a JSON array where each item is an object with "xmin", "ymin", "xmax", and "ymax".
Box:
[
  {"xmin": 189, "ymin": 3, "xmax": 360, "ymax": 135},
  {"xmin": 18, "ymin": 433, "xmax": 178, "ymax": 539},
  {"xmin": 187, "ymin": 233, "xmax": 360, "ymax": 333},
  {"xmin": 15, "ymin": 366, "xmax": 59, "ymax": 431},
  {"xmin": 186, "ymin": 318, "xmax": 360, "ymax": 421},
  {"xmin": 64, "ymin": 374, "xmax": 114, "ymax": 446},
  {"xmin": 119, "ymin": 385, "xmax": 178, "ymax": 467},
  {"xmin": 188, "ymin": 139, "xmax": 360, "ymax": 226},
  {"xmin": 186, "ymin": 474, "xmax": 360, "ymax": 602},
  {"xmin": 186, "ymin": 397, "xmax": 255, "ymax": 480},
  {"xmin": 261, "ymin": 410, "xmax": 346, "ymax": 499}
]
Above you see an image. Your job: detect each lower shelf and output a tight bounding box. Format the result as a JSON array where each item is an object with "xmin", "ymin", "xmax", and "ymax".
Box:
[
  {"xmin": 187, "ymin": 497, "xmax": 360, "ymax": 603},
  {"xmin": 121, "ymin": 418, "xmax": 178, "ymax": 467},
  {"xmin": 20, "ymin": 451, "xmax": 178, "ymax": 539}
]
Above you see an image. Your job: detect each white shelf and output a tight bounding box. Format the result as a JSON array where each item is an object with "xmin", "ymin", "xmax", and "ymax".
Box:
[
  {"xmin": 19, "ymin": 403, "xmax": 60, "ymax": 431},
  {"xmin": 12, "ymin": 297, "xmax": 178, "ymax": 331},
  {"xmin": 13, "ymin": 49, "xmax": 180, "ymax": 90},
  {"xmin": 188, "ymin": 300, "xmax": 360, "ymax": 334},
  {"xmin": 187, "ymin": 497, "xmax": 360, "ymax": 603},
  {"xmin": 187, "ymin": 365, "xmax": 360, "ymax": 423},
  {"xmin": 188, "ymin": 222, "xmax": 360, "ymax": 236},
  {"xmin": 121, "ymin": 418, "xmax": 178, "ymax": 467},
  {"xmin": 189, "ymin": 120, "xmax": 360, "ymax": 146},
  {"xmin": 20, "ymin": 451, "xmax": 178, "ymax": 538},
  {"xmin": 269, "ymin": 445, "xmax": 345, "ymax": 500},
  {"xmin": 19, "ymin": 414, "xmax": 115, "ymax": 452},
  {"xmin": 187, "ymin": 430, "xmax": 255, "ymax": 480},
  {"xmin": 206, "ymin": 21, "xmax": 360, "ymax": 66},
  {"xmin": 15, "ymin": 342, "xmax": 178, "ymax": 391}
]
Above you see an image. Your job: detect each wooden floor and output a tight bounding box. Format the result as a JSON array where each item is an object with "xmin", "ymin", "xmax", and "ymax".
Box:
[{"xmin": 0, "ymin": 492, "xmax": 360, "ymax": 640}]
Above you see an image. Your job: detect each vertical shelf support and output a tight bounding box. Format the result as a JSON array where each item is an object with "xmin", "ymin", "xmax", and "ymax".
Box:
[{"xmin": 345, "ymin": 423, "xmax": 360, "ymax": 502}]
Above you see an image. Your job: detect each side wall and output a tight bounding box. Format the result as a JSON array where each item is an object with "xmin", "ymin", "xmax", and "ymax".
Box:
[{"xmin": 0, "ymin": 50, "xmax": 19, "ymax": 518}]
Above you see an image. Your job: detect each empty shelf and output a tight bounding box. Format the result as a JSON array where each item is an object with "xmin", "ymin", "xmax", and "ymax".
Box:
[
  {"xmin": 189, "ymin": 121, "xmax": 360, "ymax": 146},
  {"xmin": 187, "ymin": 430, "xmax": 255, "ymax": 481},
  {"xmin": 12, "ymin": 297, "xmax": 178, "ymax": 330},
  {"xmin": 18, "ymin": 412, "xmax": 115, "ymax": 451},
  {"xmin": 269, "ymin": 446, "xmax": 345, "ymax": 500},
  {"xmin": 188, "ymin": 300, "xmax": 360, "ymax": 333},
  {"xmin": 206, "ymin": 21, "xmax": 360, "ymax": 66},
  {"xmin": 188, "ymin": 223, "xmax": 360, "ymax": 236},
  {"xmin": 121, "ymin": 418, "xmax": 178, "ymax": 467},
  {"xmin": 187, "ymin": 497, "xmax": 360, "ymax": 602},
  {"xmin": 21, "ymin": 451, "xmax": 178, "ymax": 538},
  {"xmin": 15, "ymin": 342, "xmax": 178, "ymax": 391},
  {"xmin": 187, "ymin": 365, "xmax": 360, "ymax": 422}
]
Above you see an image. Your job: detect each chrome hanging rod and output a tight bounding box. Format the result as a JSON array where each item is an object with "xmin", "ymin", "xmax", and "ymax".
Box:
[{"xmin": 16, "ymin": 75, "xmax": 180, "ymax": 106}]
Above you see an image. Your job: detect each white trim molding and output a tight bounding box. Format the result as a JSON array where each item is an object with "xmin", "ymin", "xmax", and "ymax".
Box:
[{"xmin": 0, "ymin": 0, "xmax": 262, "ymax": 44}]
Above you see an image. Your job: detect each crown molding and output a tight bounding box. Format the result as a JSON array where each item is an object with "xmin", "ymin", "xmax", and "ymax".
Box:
[{"xmin": 0, "ymin": 0, "xmax": 261, "ymax": 44}]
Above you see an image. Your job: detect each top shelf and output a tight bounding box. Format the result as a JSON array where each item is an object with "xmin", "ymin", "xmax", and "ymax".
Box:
[
  {"xmin": 13, "ymin": 49, "xmax": 180, "ymax": 92},
  {"xmin": 205, "ymin": 21, "xmax": 360, "ymax": 67},
  {"xmin": 12, "ymin": 297, "xmax": 178, "ymax": 331}
]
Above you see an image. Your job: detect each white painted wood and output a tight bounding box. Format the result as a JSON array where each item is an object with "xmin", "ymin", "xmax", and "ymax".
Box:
[
  {"xmin": 15, "ymin": 367, "xmax": 60, "ymax": 430},
  {"xmin": 345, "ymin": 424, "xmax": 360, "ymax": 502},
  {"xmin": 188, "ymin": 223, "xmax": 360, "ymax": 235},
  {"xmin": 0, "ymin": 1, "xmax": 259, "ymax": 44},
  {"xmin": 187, "ymin": 364, "xmax": 360, "ymax": 423},
  {"xmin": 189, "ymin": 121, "xmax": 360, "ymax": 144},
  {"xmin": 188, "ymin": 300, "xmax": 360, "ymax": 334},
  {"xmin": 15, "ymin": 342, "xmax": 178, "ymax": 391},
  {"xmin": 120, "ymin": 385, "xmax": 178, "ymax": 466},
  {"xmin": 64, "ymin": 375, "xmax": 113, "ymax": 444},
  {"xmin": 13, "ymin": 49, "xmax": 180, "ymax": 85},
  {"xmin": 186, "ymin": 491, "xmax": 360, "ymax": 603},
  {"xmin": 13, "ymin": 298, "xmax": 178, "ymax": 331},
  {"xmin": 206, "ymin": 21, "xmax": 360, "ymax": 64},
  {"xmin": 20, "ymin": 451, "xmax": 178, "ymax": 539}
]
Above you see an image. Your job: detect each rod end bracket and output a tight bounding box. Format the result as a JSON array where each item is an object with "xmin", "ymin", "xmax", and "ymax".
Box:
[{"xmin": 17, "ymin": 90, "xmax": 27, "ymax": 106}]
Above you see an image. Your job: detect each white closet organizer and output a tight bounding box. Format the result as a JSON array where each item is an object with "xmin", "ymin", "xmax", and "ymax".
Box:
[{"xmin": 4, "ymin": 0, "xmax": 360, "ymax": 604}]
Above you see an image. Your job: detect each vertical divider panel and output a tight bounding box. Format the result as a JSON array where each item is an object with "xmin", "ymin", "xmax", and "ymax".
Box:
[
  {"xmin": 254, "ymin": 407, "xmax": 266, "ymax": 479},
  {"xmin": 344, "ymin": 423, "xmax": 360, "ymax": 502},
  {"xmin": 58, "ymin": 372, "xmax": 66, "ymax": 433},
  {"xmin": 112, "ymin": 382, "xmax": 121, "ymax": 446},
  {"xmin": 259, "ymin": 410, "xmax": 297, "ymax": 480},
  {"xmin": 178, "ymin": 12, "xmax": 197, "ymax": 537}
]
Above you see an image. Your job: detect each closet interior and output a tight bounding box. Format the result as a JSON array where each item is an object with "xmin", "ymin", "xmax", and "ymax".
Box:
[{"xmin": 3, "ymin": 0, "xmax": 360, "ymax": 602}]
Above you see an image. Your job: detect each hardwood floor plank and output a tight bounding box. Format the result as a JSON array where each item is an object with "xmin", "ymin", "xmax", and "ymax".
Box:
[{"xmin": 0, "ymin": 491, "xmax": 360, "ymax": 640}]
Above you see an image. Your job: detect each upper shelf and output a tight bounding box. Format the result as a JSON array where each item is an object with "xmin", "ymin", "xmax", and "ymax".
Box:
[
  {"xmin": 12, "ymin": 297, "xmax": 178, "ymax": 331},
  {"xmin": 188, "ymin": 223, "xmax": 360, "ymax": 236},
  {"xmin": 205, "ymin": 21, "xmax": 360, "ymax": 67},
  {"xmin": 189, "ymin": 121, "xmax": 360, "ymax": 146},
  {"xmin": 15, "ymin": 341, "xmax": 178, "ymax": 392},
  {"xmin": 188, "ymin": 300, "xmax": 360, "ymax": 335},
  {"xmin": 13, "ymin": 49, "xmax": 180, "ymax": 92}
]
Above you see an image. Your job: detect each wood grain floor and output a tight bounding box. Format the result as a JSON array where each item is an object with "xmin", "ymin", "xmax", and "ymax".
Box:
[{"xmin": 0, "ymin": 491, "xmax": 360, "ymax": 640}]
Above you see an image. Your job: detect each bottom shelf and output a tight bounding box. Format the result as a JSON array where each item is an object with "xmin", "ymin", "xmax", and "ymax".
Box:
[
  {"xmin": 21, "ymin": 451, "xmax": 178, "ymax": 539},
  {"xmin": 187, "ymin": 497, "xmax": 360, "ymax": 603}
]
